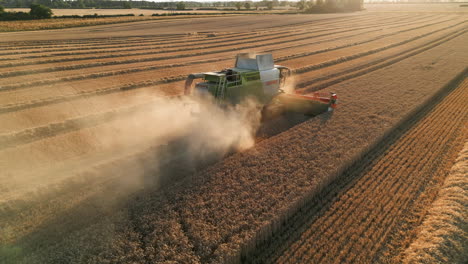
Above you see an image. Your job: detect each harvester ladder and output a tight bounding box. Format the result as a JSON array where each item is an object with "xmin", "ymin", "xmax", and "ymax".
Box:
[{"xmin": 216, "ymin": 76, "xmax": 227, "ymax": 100}]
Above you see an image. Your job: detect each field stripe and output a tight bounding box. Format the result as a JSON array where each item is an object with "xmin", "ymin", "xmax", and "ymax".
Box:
[
  {"xmin": 0, "ymin": 15, "xmax": 423, "ymax": 69},
  {"xmin": 0, "ymin": 15, "xmax": 453, "ymax": 86},
  {"xmin": 0, "ymin": 75, "xmax": 186, "ymax": 114},
  {"xmin": 297, "ymin": 74, "xmax": 466, "ymax": 263},
  {"xmin": 1, "ymin": 26, "xmax": 466, "ymax": 160},
  {"xmin": 0, "ymin": 20, "xmax": 463, "ymax": 119},
  {"xmin": 0, "ymin": 15, "xmax": 384, "ymax": 56},
  {"xmin": 0, "ymin": 100, "xmax": 162, "ymax": 151},
  {"xmin": 295, "ymin": 26, "xmax": 468, "ymax": 92},
  {"xmin": 0, "ymin": 16, "xmax": 428, "ymax": 89},
  {"xmin": 0, "ymin": 16, "xmax": 432, "ymax": 90},
  {"xmin": 0, "ymin": 15, "xmax": 435, "ymax": 89},
  {"xmin": 3, "ymin": 14, "xmax": 412, "ymax": 58},
  {"xmin": 0, "ymin": 14, "xmax": 384, "ymax": 50}
]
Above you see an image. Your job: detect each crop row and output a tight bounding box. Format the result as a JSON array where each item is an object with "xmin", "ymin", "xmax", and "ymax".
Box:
[
  {"xmin": 2, "ymin": 14, "xmax": 451, "ymax": 73},
  {"xmin": 0, "ymin": 18, "xmax": 434, "ymax": 91},
  {"xmin": 296, "ymin": 27, "xmax": 467, "ymax": 92},
  {"xmin": 0, "ymin": 99, "xmax": 161, "ymax": 150},
  {"xmin": 2, "ymin": 21, "xmax": 463, "ymax": 122},
  {"xmin": 3, "ymin": 16, "xmax": 458, "ymax": 89},
  {"xmin": 0, "ymin": 17, "xmax": 422, "ymax": 88},
  {"xmin": 1, "ymin": 16, "xmax": 457, "ymax": 92},
  {"xmin": 0, "ymin": 14, "xmax": 386, "ymax": 51},
  {"xmin": 0, "ymin": 14, "xmax": 432, "ymax": 72},
  {"xmin": 402, "ymin": 138, "xmax": 467, "ymax": 264},
  {"xmin": 0, "ymin": 75, "xmax": 186, "ymax": 114},
  {"xmin": 8, "ymin": 14, "xmax": 420, "ymax": 59},
  {"xmin": 244, "ymin": 70, "xmax": 468, "ymax": 264},
  {"xmin": 0, "ymin": 14, "xmax": 387, "ymax": 57},
  {"xmin": 1, "ymin": 22, "xmax": 464, "ymax": 153}
]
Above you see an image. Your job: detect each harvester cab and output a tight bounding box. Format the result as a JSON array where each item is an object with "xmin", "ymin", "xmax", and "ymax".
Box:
[{"xmin": 184, "ymin": 53, "xmax": 337, "ymax": 117}]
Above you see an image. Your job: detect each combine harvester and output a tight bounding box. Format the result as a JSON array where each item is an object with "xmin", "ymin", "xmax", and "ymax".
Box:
[{"xmin": 185, "ymin": 53, "xmax": 337, "ymax": 118}]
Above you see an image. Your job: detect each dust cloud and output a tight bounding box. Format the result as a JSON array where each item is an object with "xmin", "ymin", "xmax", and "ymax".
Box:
[
  {"xmin": 128, "ymin": 93, "xmax": 262, "ymax": 184},
  {"xmin": 0, "ymin": 92, "xmax": 262, "ymax": 204},
  {"xmin": 0, "ymin": 92, "xmax": 262, "ymax": 254},
  {"xmin": 281, "ymin": 73, "xmax": 296, "ymax": 94}
]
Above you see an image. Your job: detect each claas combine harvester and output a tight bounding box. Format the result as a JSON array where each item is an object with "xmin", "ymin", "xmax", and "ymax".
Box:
[{"xmin": 185, "ymin": 53, "xmax": 337, "ymax": 118}]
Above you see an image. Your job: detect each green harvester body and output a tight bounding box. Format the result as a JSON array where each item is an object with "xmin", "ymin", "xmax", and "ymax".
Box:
[{"xmin": 184, "ymin": 53, "xmax": 337, "ymax": 117}]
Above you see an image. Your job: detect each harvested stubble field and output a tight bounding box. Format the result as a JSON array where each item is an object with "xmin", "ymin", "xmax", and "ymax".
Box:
[
  {"xmin": 0, "ymin": 6, "xmax": 467, "ymax": 263},
  {"xmin": 0, "ymin": 14, "xmax": 247, "ymax": 32}
]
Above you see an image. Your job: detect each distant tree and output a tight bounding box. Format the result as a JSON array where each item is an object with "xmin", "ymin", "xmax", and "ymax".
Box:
[
  {"xmin": 176, "ymin": 1, "xmax": 185, "ymax": 10},
  {"xmin": 244, "ymin": 1, "xmax": 250, "ymax": 10},
  {"xmin": 76, "ymin": 0, "xmax": 85, "ymax": 8},
  {"xmin": 346, "ymin": 0, "xmax": 363, "ymax": 11},
  {"xmin": 235, "ymin": 2, "xmax": 242, "ymax": 10},
  {"xmin": 12, "ymin": 0, "xmax": 24, "ymax": 8},
  {"xmin": 122, "ymin": 1, "xmax": 131, "ymax": 9},
  {"xmin": 297, "ymin": 0, "xmax": 306, "ymax": 10},
  {"xmin": 29, "ymin": 3, "xmax": 52, "ymax": 19},
  {"xmin": 266, "ymin": 1, "xmax": 273, "ymax": 10},
  {"xmin": 0, "ymin": 4, "xmax": 4, "ymax": 13}
]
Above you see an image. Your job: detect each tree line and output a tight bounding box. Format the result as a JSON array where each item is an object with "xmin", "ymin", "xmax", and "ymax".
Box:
[
  {"xmin": 0, "ymin": 3, "xmax": 53, "ymax": 19},
  {"xmin": 0, "ymin": 0, "xmax": 298, "ymax": 9},
  {"xmin": 297, "ymin": 0, "xmax": 364, "ymax": 12}
]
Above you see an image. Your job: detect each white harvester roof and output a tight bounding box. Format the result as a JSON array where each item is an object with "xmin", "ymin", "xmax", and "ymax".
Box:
[{"xmin": 235, "ymin": 53, "xmax": 275, "ymax": 71}]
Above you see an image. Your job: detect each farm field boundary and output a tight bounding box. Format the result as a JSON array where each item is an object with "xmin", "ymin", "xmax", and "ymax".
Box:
[{"xmin": 0, "ymin": 14, "xmax": 251, "ymax": 33}]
